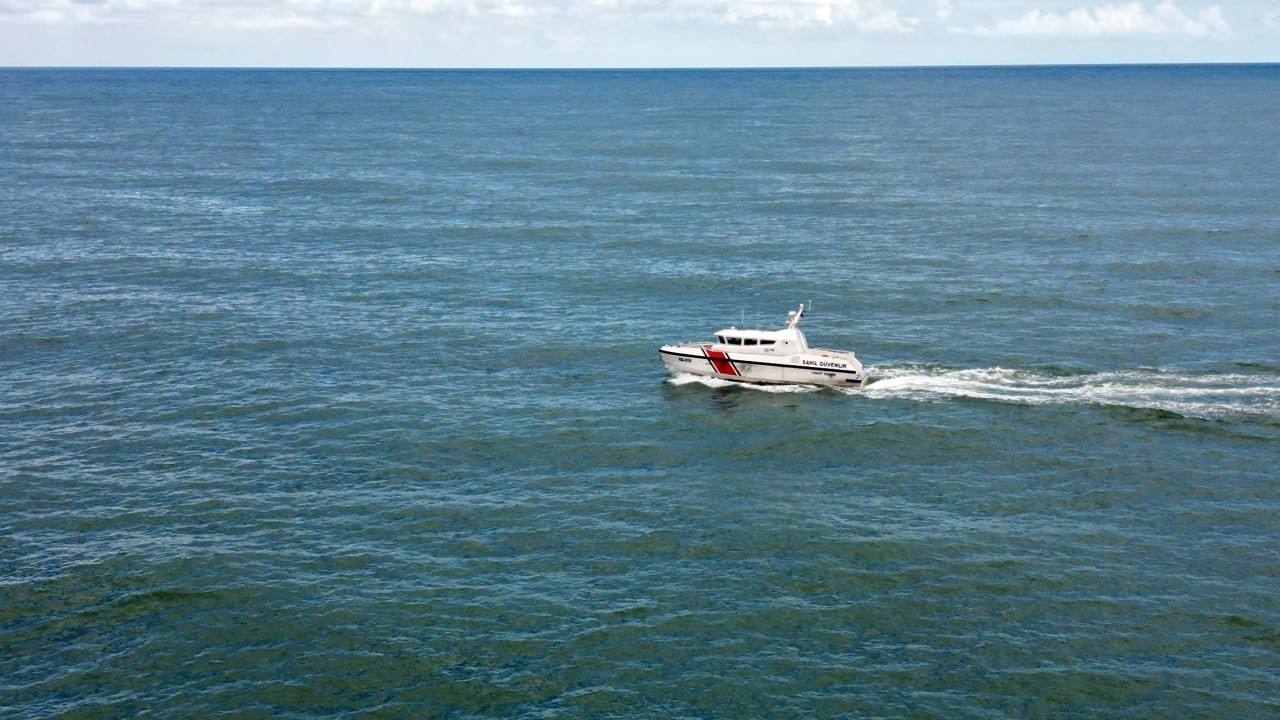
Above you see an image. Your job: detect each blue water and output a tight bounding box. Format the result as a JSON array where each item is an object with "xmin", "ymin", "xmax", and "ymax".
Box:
[{"xmin": 2, "ymin": 66, "xmax": 1278, "ymax": 718}]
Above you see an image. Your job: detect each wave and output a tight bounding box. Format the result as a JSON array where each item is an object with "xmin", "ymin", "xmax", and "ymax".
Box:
[
  {"xmin": 860, "ymin": 365, "xmax": 1280, "ymax": 421},
  {"xmin": 665, "ymin": 373, "xmax": 824, "ymax": 394},
  {"xmin": 664, "ymin": 365, "xmax": 1280, "ymax": 421}
]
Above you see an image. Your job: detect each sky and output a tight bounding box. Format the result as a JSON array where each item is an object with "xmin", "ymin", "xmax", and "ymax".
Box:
[{"xmin": 0, "ymin": 0, "xmax": 1276, "ymax": 68}]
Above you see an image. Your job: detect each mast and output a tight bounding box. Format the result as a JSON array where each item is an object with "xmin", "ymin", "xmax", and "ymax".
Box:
[{"xmin": 786, "ymin": 303, "xmax": 805, "ymax": 329}]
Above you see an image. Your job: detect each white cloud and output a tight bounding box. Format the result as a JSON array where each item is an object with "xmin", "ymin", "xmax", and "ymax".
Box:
[
  {"xmin": 0, "ymin": 0, "xmax": 923, "ymax": 31},
  {"xmin": 0, "ymin": 0, "xmax": 142, "ymax": 24},
  {"xmin": 710, "ymin": 0, "xmax": 917, "ymax": 30},
  {"xmin": 960, "ymin": 0, "xmax": 1229, "ymax": 36},
  {"xmin": 514, "ymin": 0, "xmax": 922, "ymax": 31},
  {"xmin": 6, "ymin": 0, "xmax": 1267, "ymax": 67}
]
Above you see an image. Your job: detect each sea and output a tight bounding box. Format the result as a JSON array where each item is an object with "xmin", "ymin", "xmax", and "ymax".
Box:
[{"xmin": 2, "ymin": 65, "xmax": 1278, "ymax": 719}]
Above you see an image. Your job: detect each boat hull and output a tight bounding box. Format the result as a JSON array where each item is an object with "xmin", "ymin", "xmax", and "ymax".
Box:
[{"xmin": 659, "ymin": 345, "xmax": 866, "ymax": 388}]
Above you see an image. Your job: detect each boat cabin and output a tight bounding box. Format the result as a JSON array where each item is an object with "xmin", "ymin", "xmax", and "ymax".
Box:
[{"xmin": 713, "ymin": 326, "xmax": 808, "ymax": 355}]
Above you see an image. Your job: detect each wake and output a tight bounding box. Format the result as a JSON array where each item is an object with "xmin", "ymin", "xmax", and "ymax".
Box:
[
  {"xmin": 860, "ymin": 365, "xmax": 1280, "ymax": 421},
  {"xmin": 665, "ymin": 373, "xmax": 823, "ymax": 394},
  {"xmin": 666, "ymin": 366, "xmax": 1280, "ymax": 420}
]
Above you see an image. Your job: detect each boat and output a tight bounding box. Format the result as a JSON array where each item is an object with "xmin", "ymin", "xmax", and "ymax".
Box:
[{"xmin": 659, "ymin": 304, "xmax": 867, "ymax": 387}]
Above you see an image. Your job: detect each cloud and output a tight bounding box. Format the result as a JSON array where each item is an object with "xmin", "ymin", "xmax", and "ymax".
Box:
[
  {"xmin": 703, "ymin": 0, "xmax": 919, "ymax": 31},
  {"xmin": 0, "ymin": 0, "xmax": 922, "ymax": 32},
  {"xmin": 959, "ymin": 0, "xmax": 1229, "ymax": 36}
]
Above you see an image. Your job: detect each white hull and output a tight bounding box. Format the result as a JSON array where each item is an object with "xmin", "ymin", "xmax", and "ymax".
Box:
[{"xmin": 660, "ymin": 343, "xmax": 867, "ymax": 387}]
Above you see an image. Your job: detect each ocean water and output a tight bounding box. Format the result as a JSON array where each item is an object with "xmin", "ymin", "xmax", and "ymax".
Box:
[{"xmin": 2, "ymin": 66, "xmax": 1278, "ymax": 718}]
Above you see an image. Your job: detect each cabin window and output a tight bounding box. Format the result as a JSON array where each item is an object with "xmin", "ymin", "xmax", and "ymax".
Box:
[
  {"xmin": 716, "ymin": 336, "xmax": 725, "ymax": 344},
  {"xmin": 744, "ymin": 338, "xmax": 758, "ymax": 346},
  {"xmin": 760, "ymin": 340, "xmax": 775, "ymax": 346},
  {"xmin": 728, "ymin": 337, "xmax": 742, "ymax": 345}
]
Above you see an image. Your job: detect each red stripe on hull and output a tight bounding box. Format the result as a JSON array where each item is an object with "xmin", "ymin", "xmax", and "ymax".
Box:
[{"xmin": 703, "ymin": 349, "xmax": 738, "ymax": 376}]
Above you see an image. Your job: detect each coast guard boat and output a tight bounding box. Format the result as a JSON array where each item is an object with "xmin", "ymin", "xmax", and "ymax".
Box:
[{"xmin": 660, "ymin": 304, "xmax": 867, "ymax": 387}]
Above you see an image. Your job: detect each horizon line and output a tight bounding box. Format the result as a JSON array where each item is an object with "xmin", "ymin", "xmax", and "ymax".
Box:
[{"xmin": 3, "ymin": 60, "xmax": 1278, "ymax": 72}]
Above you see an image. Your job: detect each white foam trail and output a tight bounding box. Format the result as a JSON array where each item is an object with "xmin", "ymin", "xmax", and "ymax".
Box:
[
  {"xmin": 665, "ymin": 373, "xmax": 823, "ymax": 394},
  {"xmin": 858, "ymin": 366, "xmax": 1280, "ymax": 420}
]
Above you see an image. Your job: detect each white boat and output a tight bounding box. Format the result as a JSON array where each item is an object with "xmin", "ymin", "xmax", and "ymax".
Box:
[{"xmin": 659, "ymin": 304, "xmax": 868, "ymax": 388}]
